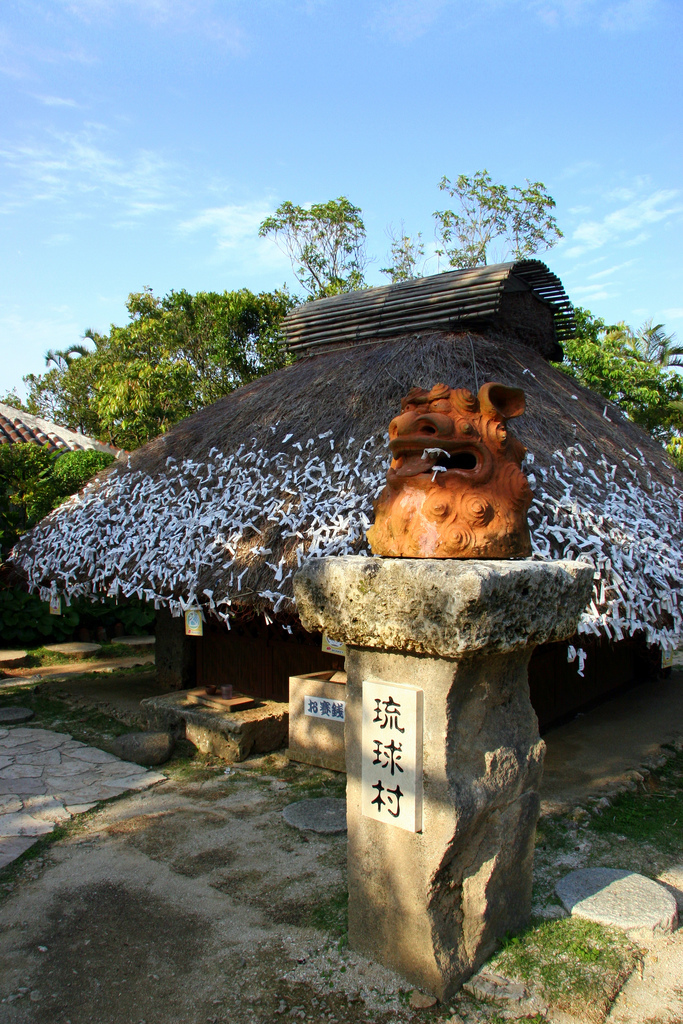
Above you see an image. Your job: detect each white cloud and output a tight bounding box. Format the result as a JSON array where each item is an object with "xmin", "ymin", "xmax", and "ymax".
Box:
[
  {"xmin": 55, "ymin": 0, "xmax": 247, "ymax": 54},
  {"xmin": 0, "ymin": 127, "xmax": 180, "ymax": 220},
  {"xmin": 35, "ymin": 95, "xmax": 79, "ymax": 107},
  {"xmin": 372, "ymin": 0, "xmax": 661, "ymax": 40},
  {"xmin": 569, "ymin": 283, "xmax": 612, "ymax": 301},
  {"xmin": 179, "ymin": 201, "xmax": 290, "ymax": 271},
  {"xmin": 664, "ymin": 308, "xmax": 683, "ymax": 321},
  {"xmin": 565, "ymin": 188, "xmax": 682, "ymax": 258},
  {"xmin": 586, "ymin": 260, "xmax": 635, "ymax": 280}
]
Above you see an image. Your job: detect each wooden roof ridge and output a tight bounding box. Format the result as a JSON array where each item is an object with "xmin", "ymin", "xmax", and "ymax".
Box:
[
  {"xmin": 0, "ymin": 403, "xmax": 123, "ymax": 457},
  {"xmin": 283, "ymin": 260, "xmax": 575, "ymax": 357}
]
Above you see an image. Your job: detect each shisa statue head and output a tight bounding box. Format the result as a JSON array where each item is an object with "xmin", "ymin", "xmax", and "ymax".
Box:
[{"xmin": 366, "ymin": 381, "xmax": 533, "ymax": 559}]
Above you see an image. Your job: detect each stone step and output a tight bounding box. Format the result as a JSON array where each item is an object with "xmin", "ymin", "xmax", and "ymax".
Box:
[
  {"xmin": 0, "ymin": 651, "xmax": 28, "ymax": 669},
  {"xmin": 556, "ymin": 867, "xmax": 679, "ymax": 936},
  {"xmin": 43, "ymin": 642, "xmax": 102, "ymax": 659}
]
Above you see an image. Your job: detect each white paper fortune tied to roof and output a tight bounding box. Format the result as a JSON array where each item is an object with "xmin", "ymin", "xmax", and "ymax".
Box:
[{"xmin": 362, "ymin": 679, "xmax": 423, "ymax": 833}]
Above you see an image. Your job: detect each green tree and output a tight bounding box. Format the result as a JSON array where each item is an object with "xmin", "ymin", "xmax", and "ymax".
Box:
[
  {"xmin": 0, "ymin": 446, "xmax": 114, "ymax": 556},
  {"xmin": 259, "ymin": 197, "xmax": 368, "ymax": 298},
  {"xmin": 11, "ymin": 286, "xmax": 295, "ymax": 451},
  {"xmin": 380, "ymin": 224, "xmax": 426, "ymax": 283},
  {"xmin": 607, "ymin": 319, "xmax": 683, "ymax": 368},
  {"xmin": 434, "ymin": 170, "xmax": 563, "ymax": 269},
  {"xmin": 556, "ymin": 307, "xmax": 683, "ymax": 466}
]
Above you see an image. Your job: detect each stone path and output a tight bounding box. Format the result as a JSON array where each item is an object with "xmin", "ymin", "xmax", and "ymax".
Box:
[{"xmin": 0, "ymin": 727, "xmax": 165, "ymax": 869}]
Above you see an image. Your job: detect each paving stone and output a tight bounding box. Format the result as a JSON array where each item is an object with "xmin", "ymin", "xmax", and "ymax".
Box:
[
  {"xmin": 0, "ymin": 811, "xmax": 55, "ymax": 837},
  {"xmin": 0, "ymin": 835, "xmax": 40, "ymax": 868},
  {"xmin": 22, "ymin": 795, "xmax": 70, "ymax": 821},
  {"xmin": 43, "ymin": 642, "xmax": 102, "ymax": 658},
  {"xmin": 0, "ymin": 707, "xmax": 34, "ymax": 724},
  {"xmin": 15, "ymin": 749, "xmax": 62, "ymax": 766},
  {"xmin": 66, "ymin": 746, "xmax": 121, "ymax": 763},
  {"xmin": 282, "ymin": 797, "xmax": 347, "ymax": 833},
  {"xmin": 0, "ymin": 778, "xmax": 47, "ymax": 796},
  {"xmin": 0, "ymin": 795, "xmax": 22, "ymax": 814},
  {"xmin": 0, "ymin": 756, "xmax": 14, "ymax": 770},
  {"xmin": 0, "ymin": 729, "xmax": 7, "ymax": 739},
  {"xmin": 64, "ymin": 802, "xmax": 96, "ymax": 814},
  {"xmin": 556, "ymin": 868, "xmax": 679, "ymax": 935},
  {"xmin": 0, "ymin": 764, "xmax": 44, "ymax": 779}
]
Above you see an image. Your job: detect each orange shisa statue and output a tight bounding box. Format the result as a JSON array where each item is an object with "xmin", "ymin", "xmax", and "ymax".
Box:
[{"xmin": 366, "ymin": 382, "xmax": 533, "ymax": 559}]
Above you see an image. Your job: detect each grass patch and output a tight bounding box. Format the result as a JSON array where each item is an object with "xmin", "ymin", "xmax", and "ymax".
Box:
[
  {"xmin": 308, "ymin": 885, "xmax": 348, "ymax": 938},
  {"xmin": 590, "ymin": 746, "xmax": 683, "ymax": 856},
  {"xmin": 490, "ymin": 917, "xmax": 640, "ymax": 1023},
  {"xmin": 0, "ymin": 688, "xmax": 138, "ymax": 744}
]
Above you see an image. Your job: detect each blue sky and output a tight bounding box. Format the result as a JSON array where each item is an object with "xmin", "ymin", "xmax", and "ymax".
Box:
[{"xmin": 1, "ymin": 0, "xmax": 681, "ymax": 396}]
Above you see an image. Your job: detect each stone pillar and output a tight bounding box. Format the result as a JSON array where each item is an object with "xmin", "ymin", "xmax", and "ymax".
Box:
[{"xmin": 293, "ymin": 556, "xmax": 593, "ymax": 1000}]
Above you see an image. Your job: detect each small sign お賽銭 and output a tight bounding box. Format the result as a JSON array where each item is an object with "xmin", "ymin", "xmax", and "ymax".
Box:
[
  {"xmin": 361, "ymin": 679, "xmax": 423, "ymax": 833},
  {"xmin": 304, "ymin": 696, "xmax": 345, "ymax": 722},
  {"xmin": 185, "ymin": 608, "xmax": 203, "ymax": 636}
]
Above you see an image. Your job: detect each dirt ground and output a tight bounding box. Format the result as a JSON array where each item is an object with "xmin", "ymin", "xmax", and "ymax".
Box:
[{"xmin": 2, "ymin": 669, "xmax": 683, "ymax": 1024}]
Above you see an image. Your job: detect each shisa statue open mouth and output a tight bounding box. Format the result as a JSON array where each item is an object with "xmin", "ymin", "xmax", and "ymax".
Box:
[{"xmin": 367, "ymin": 382, "xmax": 533, "ymax": 559}]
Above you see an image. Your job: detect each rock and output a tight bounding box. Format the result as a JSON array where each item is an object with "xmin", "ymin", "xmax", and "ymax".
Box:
[
  {"xmin": 0, "ymin": 708, "xmax": 34, "ymax": 724},
  {"xmin": 293, "ymin": 556, "xmax": 594, "ymax": 658},
  {"xmin": 108, "ymin": 732, "xmax": 175, "ymax": 766},
  {"xmin": 556, "ymin": 868, "xmax": 678, "ymax": 935},
  {"xmin": 282, "ymin": 797, "xmax": 347, "ymax": 833},
  {"xmin": 43, "ymin": 642, "xmax": 101, "ymax": 660},
  {"xmin": 0, "ymin": 650, "xmax": 28, "ymax": 669},
  {"xmin": 409, "ymin": 990, "xmax": 437, "ymax": 1009},
  {"xmin": 463, "ymin": 971, "xmax": 528, "ymax": 1005}
]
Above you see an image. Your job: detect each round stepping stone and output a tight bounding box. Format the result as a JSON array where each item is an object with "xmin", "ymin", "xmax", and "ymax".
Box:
[
  {"xmin": 44, "ymin": 642, "xmax": 101, "ymax": 660},
  {"xmin": 556, "ymin": 868, "xmax": 678, "ymax": 935},
  {"xmin": 115, "ymin": 635, "xmax": 156, "ymax": 646},
  {"xmin": 0, "ymin": 650, "xmax": 28, "ymax": 669},
  {"xmin": 0, "ymin": 707, "xmax": 35, "ymax": 724},
  {"xmin": 282, "ymin": 797, "xmax": 347, "ymax": 833}
]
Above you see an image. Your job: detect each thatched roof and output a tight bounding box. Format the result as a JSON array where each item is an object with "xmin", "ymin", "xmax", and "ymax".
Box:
[
  {"xmin": 10, "ymin": 277, "xmax": 683, "ymax": 654},
  {"xmin": 0, "ymin": 403, "xmax": 121, "ymax": 457}
]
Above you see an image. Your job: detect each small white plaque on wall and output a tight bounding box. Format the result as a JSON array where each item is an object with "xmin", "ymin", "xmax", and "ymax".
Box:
[{"xmin": 361, "ymin": 679, "xmax": 423, "ymax": 833}]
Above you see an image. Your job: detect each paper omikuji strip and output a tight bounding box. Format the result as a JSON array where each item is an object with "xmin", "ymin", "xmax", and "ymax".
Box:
[{"xmin": 13, "ymin": 429, "xmax": 683, "ymax": 653}]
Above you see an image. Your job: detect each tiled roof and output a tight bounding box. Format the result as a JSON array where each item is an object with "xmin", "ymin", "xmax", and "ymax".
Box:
[{"xmin": 0, "ymin": 403, "xmax": 121, "ymax": 457}]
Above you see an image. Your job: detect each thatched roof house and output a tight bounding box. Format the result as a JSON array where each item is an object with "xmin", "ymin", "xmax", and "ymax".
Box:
[{"xmin": 11, "ymin": 261, "xmax": 683, "ymax": 724}]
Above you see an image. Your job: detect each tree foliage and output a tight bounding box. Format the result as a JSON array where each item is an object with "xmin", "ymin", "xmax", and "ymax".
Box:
[
  {"xmin": 380, "ymin": 224, "xmax": 426, "ymax": 283},
  {"xmin": 259, "ymin": 197, "xmax": 368, "ymax": 298},
  {"xmin": 434, "ymin": 170, "xmax": 563, "ymax": 269},
  {"xmin": 0, "ymin": 446, "xmax": 114, "ymax": 556},
  {"xmin": 557, "ymin": 307, "xmax": 683, "ymax": 466},
  {"xmin": 10, "ymin": 287, "xmax": 295, "ymax": 451}
]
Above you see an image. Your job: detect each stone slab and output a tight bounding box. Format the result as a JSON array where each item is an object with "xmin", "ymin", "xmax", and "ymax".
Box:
[
  {"xmin": 43, "ymin": 642, "xmax": 102, "ymax": 659},
  {"xmin": 0, "ymin": 651, "xmax": 28, "ymax": 668},
  {"xmin": 288, "ymin": 671, "xmax": 347, "ymax": 773},
  {"xmin": 142, "ymin": 692, "xmax": 288, "ymax": 762},
  {"xmin": 293, "ymin": 556, "xmax": 594, "ymax": 657},
  {"xmin": 0, "ymin": 834, "xmax": 40, "ymax": 869},
  {"xmin": 282, "ymin": 797, "xmax": 347, "ymax": 833},
  {"xmin": 556, "ymin": 868, "xmax": 678, "ymax": 935},
  {"xmin": 0, "ymin": 708, "xmax": 34, "ymax": 724},
  {"xmin": 115, "ymin": 635, "xmax": 156, "ymax": 646}
]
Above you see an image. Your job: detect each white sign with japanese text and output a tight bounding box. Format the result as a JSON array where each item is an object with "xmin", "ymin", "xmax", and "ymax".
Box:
[
  {"xmin": 361, "ymin": 679, "xmax": 423, "ymax": 833},
  {"xmin": 304, "ymin": 696, "xmax": 346, "ymax": 722}
]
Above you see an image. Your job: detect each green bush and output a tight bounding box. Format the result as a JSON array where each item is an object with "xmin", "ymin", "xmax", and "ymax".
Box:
[
  {"xmin": 0, "ymin": 587, "xmax": 155, "ymax": 646},
  {"xmin": 0, "ymin": 445, "xmax": 115, "ymax": 556}
]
